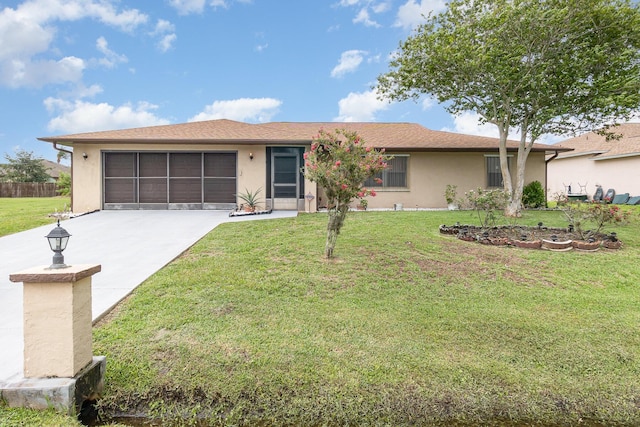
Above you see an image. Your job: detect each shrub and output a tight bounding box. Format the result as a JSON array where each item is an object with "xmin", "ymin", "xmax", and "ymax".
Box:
[
  {"xmin": 562, "ymin": 202, "xmax": 630, "ymax": 239},
  {"xmin": 444, "ymin": 184, "xmax": 457, "ymax": 205},
  {"xmin": 522, "ymin": 180, "xmax": 545, "ymax": 208},
  {"xmin": 462, "ymin": 187, "xmax": 509, "ymax": 228},
  {"xmin": 56, "ymin": 172, "xmax": 71, "ymax": 196}
]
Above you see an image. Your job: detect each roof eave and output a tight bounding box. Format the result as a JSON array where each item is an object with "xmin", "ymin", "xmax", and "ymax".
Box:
[
  {"xmin": 37, "ymin": 138, "xmax": 313, "ymax": 145},
  {"xmin": 593, "ymin": 151, "xmax": 640, "ymax": 161}
]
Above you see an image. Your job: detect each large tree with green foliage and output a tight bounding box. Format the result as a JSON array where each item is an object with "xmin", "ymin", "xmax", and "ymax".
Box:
[
  {"xmin": 1, "ymin": 150, "xmax": 50, "ymax": 183},
  {"xmin": 377, "ymin": 0, "xmax": 640, "ymax": 216}
]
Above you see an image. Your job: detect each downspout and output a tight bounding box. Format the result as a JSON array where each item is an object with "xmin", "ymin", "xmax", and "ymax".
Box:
[
  {"xmin": 544, "ymin": 150, "xmax": 560, "ymax": 207},
  {"xmin": 52, "ymin": 143, "xmax": 74, "ymax": 212}
]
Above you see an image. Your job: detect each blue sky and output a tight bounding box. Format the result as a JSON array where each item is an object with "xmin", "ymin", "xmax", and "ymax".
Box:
[{"xmin": 1, "ymin": 0, "xmax": 557, "ymax": 163}]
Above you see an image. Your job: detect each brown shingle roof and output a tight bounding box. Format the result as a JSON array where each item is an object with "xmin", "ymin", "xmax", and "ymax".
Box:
[
  {"xmin": 555, "ymin": 123, "xmax": 640, "ymax": 160},
  {"xmin": 42, "ymin": 160, "xmax": 70, "ymax": 179},
  {"xmin": 38, "ymin": 119, "xmax": 562, "ymax": 152}
]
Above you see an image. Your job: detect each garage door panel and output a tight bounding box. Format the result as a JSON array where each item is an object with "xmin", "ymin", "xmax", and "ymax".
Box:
[
  {"xmin": 169, "ymin": 178, "xmax": 201, "ymax": 203},
  {"xmin": 170, "ymin": 153, "xmax": 201, "ymax": 177},
  {"xmin": 105, "ymin": 153, "xmax": 136, "ymax": 177},
  {"xmin": 139, "ymin": 178, "xmax": 168, "ymax": 203},
  {"xmin": 140, "ymin": 153, "xmax": 167, "ymax": 177},
  {"xmin": 104, "ymin": 179, "xmax": 137, "ymax": 203},
  {"xmin": 204, "ymin": 153, "xmax": 236, "ymax": 177},
  {"xmin": 204, "ymin": 178, "xmax": 235, "ymax": 203}
]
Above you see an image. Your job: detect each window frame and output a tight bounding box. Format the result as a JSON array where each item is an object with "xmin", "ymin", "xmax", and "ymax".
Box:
[
  {"xmin": 485, "ymin": 154, "xmax": 512, "ymax": 188},
  {"xmin": 364, "ymin": 154, "xmax": 409, "ymax": 189}
]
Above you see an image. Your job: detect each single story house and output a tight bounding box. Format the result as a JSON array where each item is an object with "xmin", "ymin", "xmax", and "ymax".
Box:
[
  {"xmin": 0, "ymin": 160, "xmax": 69, "ymax": 183},
  {"xmin": 42, "ymin": 160, "xmax": 71, "ymax": 183},
  {"xmin": 38, "ymin": 120, "xmax": 564, "ymax": 213},
  {"xmin": 547, "ymin": 123, "xmax": 640, "ymax": 202}
]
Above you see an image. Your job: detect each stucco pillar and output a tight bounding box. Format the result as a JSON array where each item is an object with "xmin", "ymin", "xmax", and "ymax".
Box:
[{"xmin": 10, "ymin": 264, "xmax": 101, "ymax": 378}]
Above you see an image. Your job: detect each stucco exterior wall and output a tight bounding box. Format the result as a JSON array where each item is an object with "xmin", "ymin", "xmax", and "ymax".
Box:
[
  {"xmin": 547, "ymin": 155, "xmax": 640, "ymax": 201},
  {"xmin": 353, "ymin": 151, "xmax": 546, "ymax": 210},
  {"xmin": 70, "ymin": 143, "xmax": 546, "ymax": 212}
]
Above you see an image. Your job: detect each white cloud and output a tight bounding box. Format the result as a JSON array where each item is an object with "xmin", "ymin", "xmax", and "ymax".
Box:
[
  {"xmin": 158, "ymin": 33, "xmax": 177, "ymax": 53},
  {"xmin": 394, "ymin": 0, "xmax": 445, "ymax": 30},
  {"xmin": 334, "ymin": 90, "xmax": 389, "ymax": 122},
  {"xmin": 15, "ymin": 0, "xmax": 148, "ymax": 32},
  {"xmin": 151, "ymin": 19, "xmax": 177, "ymax": 52},
  {"xmin": 336, "ymin": 1, "xmax": 391, "ymax": 28},
  {"xmin": 353, "ymin": 8, "xmax": 380, "ymax": 27},
  {"xmin": 0, "ymin": 0, "xmax": 148, "ymax": 88},
  {"xmin": 442, "ymin": 111, "xmax": 627, "ymax": 145},
  {"xmin": 189, "ymin": 98, "xmax": 282, "ymax": 123},
  {"xmin": 44, "ymin": 97, "xmax": 170, "ymax": 133},
  {"xmin": 372, "ymin": 2, "xmax": 391, "ymax": 13},
  {"xmin": 95, "ymin": 37, "xmax": 127, "ymax": 68},
  {"xmin": 169, "ymin": 0, "xmax": 252, "ymax": 15},
  {"xmin": 367, "ymin": 54, "xmax": 381, "ymax": 64},
  {"xmin": 254, "ymin": 32, "xmax": 268, "ymax": 52},
  {"xmin": 153, "ymin": 19, "xmax": 175, "ymax": 34},
  {"xmin": 331, "ymin": 50, "xmax": 367, "ymax": 78},
  {"xmin": 421, "ymin": 97, "xmax": 435, "ymax": 110},
  {"xmin": 60, "ymin": 83, "xmax": 104, "ymax": 99},
  {"xmin": 442, "ymin": 111, "xmax": 500, "ymax": 138},
  {"xmin": 169, "ymin": 0, "xmax": 207, "ymax": 15},
  {"xmin": 1, "ymin": 56, "xmax": 85, "ymax": 88}
]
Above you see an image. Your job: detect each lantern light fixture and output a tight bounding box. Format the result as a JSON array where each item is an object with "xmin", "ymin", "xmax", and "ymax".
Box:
[{"xmin": 45, "ymin": 219, "xmax": 71, "ymax": 269}]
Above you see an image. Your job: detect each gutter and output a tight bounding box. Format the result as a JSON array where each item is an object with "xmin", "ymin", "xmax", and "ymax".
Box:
[
  {"xmin": 544, "ymin": 150, "xmax": 561, "ymax": 206},
  {"xmin": 51, "ymin": 143, "xmax": 74, "ymax": 211},
  {"xmin": 52, "ymin": 142, "xmax": 73, "ymax": 156}
]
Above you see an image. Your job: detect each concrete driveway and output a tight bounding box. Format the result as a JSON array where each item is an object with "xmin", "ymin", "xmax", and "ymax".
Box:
[{"xmin": 0, "ymin": 209, "xmax": 297, "ymax": 385}]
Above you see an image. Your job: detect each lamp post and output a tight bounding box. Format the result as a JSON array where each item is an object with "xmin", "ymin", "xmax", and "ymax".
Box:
[
  {"xmin": 305, "ymin": 192, "xmax": 315, "ymax": 212},
  {"xmin": 45, "ymin": 219, "xmax": 71, "ymax": 269}
]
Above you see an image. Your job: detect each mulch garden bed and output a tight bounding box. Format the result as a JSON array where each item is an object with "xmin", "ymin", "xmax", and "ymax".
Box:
[{"xmin": 439, "ymin": 224, "xmax": 622, "ymax": 251}]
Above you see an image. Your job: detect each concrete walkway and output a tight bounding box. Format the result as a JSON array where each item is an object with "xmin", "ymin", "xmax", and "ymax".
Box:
[{"xmin": 0, "ymin": 209, "xmax": 297, "ymax": 386}]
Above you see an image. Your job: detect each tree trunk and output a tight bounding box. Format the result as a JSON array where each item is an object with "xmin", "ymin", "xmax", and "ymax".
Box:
[
  {"xmin": 325, "ymin": 203, "xmax": 349, "ymax": 258},
  {"xmin": 497, "ymin": 124, "xmax": 519, "ymax": 216},
  {"xmin": 505, "ymin": 127, "xmax": 536, "ymax": 216}
]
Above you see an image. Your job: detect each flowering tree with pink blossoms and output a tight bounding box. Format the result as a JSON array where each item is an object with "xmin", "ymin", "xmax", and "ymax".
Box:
[{"xmin": 304, "ymin": 128, "xmax": 391, "ymax": 258}]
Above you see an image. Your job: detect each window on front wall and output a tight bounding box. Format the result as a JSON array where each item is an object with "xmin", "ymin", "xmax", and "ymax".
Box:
[
  {"xmin": 364, "ymin": 155, "xmax": 408, "ymax": 188},
  {"xmin": 486, "ymin": 155, "xmax": 511, "ymax": 188}
]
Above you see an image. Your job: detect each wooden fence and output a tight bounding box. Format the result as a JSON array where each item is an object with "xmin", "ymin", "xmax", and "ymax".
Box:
[{"xmin": 0, "ymin": 182, "xmax": 58, "ymax": 198}]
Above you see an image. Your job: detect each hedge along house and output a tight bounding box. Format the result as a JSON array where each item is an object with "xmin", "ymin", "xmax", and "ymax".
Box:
[{"xmin": 38, "ymin": 119, "xmax": 563, "ymax": 213}]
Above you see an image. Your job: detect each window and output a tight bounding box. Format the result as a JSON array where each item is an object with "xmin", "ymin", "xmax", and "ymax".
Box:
[
  {"xmin": 486, "ymin": 155, "xmax": 511, "ymax": 187},
  {"xmin": 364, "ymin": 155, "xmax": 408, "ymax": 188}
]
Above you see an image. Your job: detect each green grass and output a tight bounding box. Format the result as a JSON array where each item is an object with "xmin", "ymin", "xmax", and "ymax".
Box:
[
  {"xmin": 85, "ymin": 209, "xmax": 640, "ymax": 426},
  {"xmin": 0, "ymin": 407, "xmax": 83, "ymax": 427},
  {"xmin": 0, "ymin": 197, "xmax": 71, "ymax": 237}
]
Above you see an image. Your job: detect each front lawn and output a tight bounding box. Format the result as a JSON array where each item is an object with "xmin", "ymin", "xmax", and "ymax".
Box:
[
  {"xmin": 90, "ymin": 209, "xmax": 640, "ymax": 426},
  {"xmin": 0, "ymin": 197, "xmax": 71, "ymax": 237}
]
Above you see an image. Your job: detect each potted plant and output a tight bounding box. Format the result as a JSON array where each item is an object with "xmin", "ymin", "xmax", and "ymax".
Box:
[
  {"xmin": 357, "ymin": 199, "xmax": 368, "ymax": 211},
  {"xmin": 237, "ymin": 187, "xmax": 262, "ymax": 212},
  {"xmin": 444, "ymin": 184, "xmax": 458, "ymax": 210}
]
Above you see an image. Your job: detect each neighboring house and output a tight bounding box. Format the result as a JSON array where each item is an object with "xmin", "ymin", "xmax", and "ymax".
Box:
[
  {"xmin": 38, "ymin": 119, "xmax": 562, "ymax": 213},
  {"xmin": 0, "ymin": 160, "xmax": 69, "ymax": 183},
  {"xmin": 547, "ymin": 123, "xmax": 640, "ymax": 201},
  {"xmin": 42, "ymin": 160, "xmax": 70, "ymax": 183}
]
